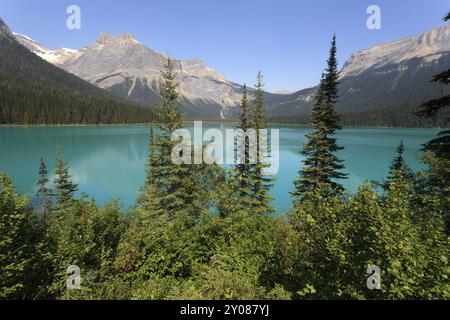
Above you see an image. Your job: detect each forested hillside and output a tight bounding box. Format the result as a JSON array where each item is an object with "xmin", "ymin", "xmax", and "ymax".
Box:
[
  {"xmin": 0, "ymin": 18, "xmax": 154, "ymax": 125},
  {"xmin": 270, "ymin": 104, "xmax": 449, "ymax": 128}
]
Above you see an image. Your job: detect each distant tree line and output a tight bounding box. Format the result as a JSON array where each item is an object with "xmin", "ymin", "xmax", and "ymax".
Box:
[{"xmin": 270, "ymin": 103, "xmax": 448, "ymax": 128}]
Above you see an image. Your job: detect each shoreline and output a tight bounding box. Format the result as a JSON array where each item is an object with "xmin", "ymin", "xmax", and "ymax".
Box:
[{"xmin": 0, "ymin": 122, "xmax": 444, "ymax": 130}]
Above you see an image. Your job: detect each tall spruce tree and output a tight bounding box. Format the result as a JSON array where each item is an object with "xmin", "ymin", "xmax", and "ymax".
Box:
[
  {"xmin": 383, "ymin": 141, "xmax": 413, "ymax": 190},
  {"xmin": 390, "ymin": 141, "xmax": 407, "ymax": 172},
  {"xmin": 235, "ymin": 84, "xmax": 254, "ymax": 211},
  {"xmin": 52, "ymin": 147, "xmax": 78, "ymax": 211},
  {"xmin": 152, "ymin": 57, "xmax": 197, "ymax": 219},
  {"xmin": 36, "ymin": 157, "xmax": 51, "ymax": 218},
  {"xmin": 250, "ymin": 72, "xmax": 274, "ymax": 215},
  {"xmin": 138, "ymin": 127, "xmax": 163, "ymax": 219},
  {"xmin": 292, "ymin": 35, "xmax": 347, "ymax": 203}
]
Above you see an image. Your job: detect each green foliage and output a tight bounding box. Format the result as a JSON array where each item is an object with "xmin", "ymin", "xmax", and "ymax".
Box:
[
  {"xmin": 36, "ymin": 157, "xmax": 51, "ymax": 217},
  {"xmin": 270, "ymin": 103, "xmax": 448, "ymax": 128},
  {"xmin": 292, "ymin": 35, "xmax": 347, "ymax": 203},
  {"xmin": 250, "ymin": 72, "xmax": 275, "ymax": 215},
  {"xmin": 234, "ymin": 84, "xmax": 254, "ymax": 211},
  {"xmin": 137, "ymin": 127, "xmax": 164, "ymax": 217},
  {"xmin": 47, "ymin": 198, "xmax": 124, "ymax": 299},
  {"xmin": 146, "ymin": 57, "xmax": 213, "ymax": 220},
  {"xmin": 380, "ymin": 141, "xmax": 415, "ymax": 190},
  {"xmin": 288, "ymin": 188, "xmax": 350, "ymax": 299},
  {"xmin": 415, "ymin": 152, "xmax": 450, "ymax": 235},
  {"xmin": 288, "ymin": 180, "xmax": 449, "ymax": 300},
  {"xmin": 51, "ymin": 147, "xmax": 78, "ymax": 212},
  {"xmin": 0, "ymin": 172, "xmax": 33, "ymax": 299},
  {"xmin": 193, "ymin": 212, "xmax": 287, "ymax": 299},
  {"xmin": 233, "ymin": 77, "xmax": 275, "ymax": 216}
]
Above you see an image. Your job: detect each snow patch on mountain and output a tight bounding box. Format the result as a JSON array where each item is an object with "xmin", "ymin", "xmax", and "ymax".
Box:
[{"xmin": 13, "ymin": 32, "xmax": 82, "ymax": 65}]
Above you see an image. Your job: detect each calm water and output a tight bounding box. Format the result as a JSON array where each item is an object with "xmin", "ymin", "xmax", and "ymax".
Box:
[{"xmin": 0, "ymin": 125, "xmax": 439, "ymax": 213}]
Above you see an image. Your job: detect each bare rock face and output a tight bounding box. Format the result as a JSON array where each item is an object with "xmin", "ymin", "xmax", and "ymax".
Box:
[
  {"xmin": 341, "ymin": 23, "xmax": 450, "ymax": 78},
  {"xmin": 267, "ymin": 23, "xmax": 450, "ymax": 117},
  {"xmin": 12, "ymin": 22, "xmax": 450, "ymax": 119},
  {"xmin": 14, "ymin": 31, "xmax": 244, "ymax": 118}
]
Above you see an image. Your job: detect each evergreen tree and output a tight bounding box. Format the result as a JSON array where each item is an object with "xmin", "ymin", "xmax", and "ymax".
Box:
[
  {"xmin": 52, "ymin": 147, "xmax": 78, "ymax": 211},
  {"xmin": 138, "ymin": 127, "xmax": 163, "ymax": 219},
  {"xmin": 36, "ymin": 157, "xmax": 51, "ymax": 218},
  {"xmin": 383, "ymin": 141, "xmax": 414, "ymax": 190},
  {"xmin": 0, "ymin": 172, "xmax": 32, "ymax": 299},
  {"xmin": 152, "ymin": 57, "xmax": 201, "ymax": 219},
  {"xmin": 390, "ymin": 141, "xmax": 407, "ymax": 172},
  {"xmin": 291, "ymin": 35, "xmax": 347, "ymax": 203},
  {"xmin": 158, "ymin": 58, "xmax": 184, "ymax": 136},
  {"xmin": 235, "ymin": 84, "xmax": 254, "ymax": 211},
  {"xmin": 251, "ymin": 72, "xmax": 274, "ymax": 215}
]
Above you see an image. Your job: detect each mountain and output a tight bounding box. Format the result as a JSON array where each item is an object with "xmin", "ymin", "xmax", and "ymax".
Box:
[
  {"xmin": 269, "ymin": 23, "xmax": 450, "ymax": 118},
  {"xmin": 14, "ymin": 32, "xmax": 249, "ymax": 118},
  {"xmin": 14, "ymin": 31, "xmax": 289, "ymax": 119},
  {"xmin": 0, "ymin": 18, "xmax": 154, "ymax": 124},
  {"xmin": 14, "ymin": 33, "xmax": 83, "ymax": 65},
  {"xmin": 12, "ymin": 22, "xmax": 450, "ymax": 122},
  {"xmin": 273, "ymin": 90, "xmax": 295, "ymax": 95}
]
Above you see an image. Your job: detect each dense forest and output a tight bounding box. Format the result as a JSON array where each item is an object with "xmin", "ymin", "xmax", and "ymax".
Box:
[
  {"xmin": 1, "ymin": 26, "xmax": 449, "ymax": 299},
  {"xmin": 0, "ymin": 27, "xmax": 155, "ymax": 124},
  {"xmin": 269, "ymin": 103, "xmax": 449, "ymax": 128}
]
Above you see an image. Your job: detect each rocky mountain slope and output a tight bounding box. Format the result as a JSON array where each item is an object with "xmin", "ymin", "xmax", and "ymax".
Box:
[
  {"xmin": 15, "ymin": 32, "xmax": 249, "ymax": 118},
  {"xmin": 12, "ymin": 22, "xmax": 450, "ymax": 120},
  {"xmin": 269, "ymin": 23, "xmax": 450, "ymax": 117}
]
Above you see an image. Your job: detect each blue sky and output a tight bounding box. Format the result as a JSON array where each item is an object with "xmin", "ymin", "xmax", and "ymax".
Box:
[{"xmin": 1, "ymin": 0, "xmax": 448, "ymax": 92}]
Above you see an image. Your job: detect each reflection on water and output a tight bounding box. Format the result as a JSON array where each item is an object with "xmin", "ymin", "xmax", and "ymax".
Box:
[{"xmin": 0, "ymin": 125, "xmax": 439, "ymax": 213}]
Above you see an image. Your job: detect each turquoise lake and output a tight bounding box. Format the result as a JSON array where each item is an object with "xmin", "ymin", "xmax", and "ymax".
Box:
[{"xmin": 0, "ymin": 125, "xmax": 439, "ymax": 213}]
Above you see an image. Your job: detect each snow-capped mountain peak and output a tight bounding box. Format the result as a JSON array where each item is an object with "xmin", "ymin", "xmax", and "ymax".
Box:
[
  {"xmin": 13, "ymin": 32, "xmax": 81, "ymax": 65},
  {"xmin": 14, "ymin": 31, "xmax": 243, "ymax": 116}
]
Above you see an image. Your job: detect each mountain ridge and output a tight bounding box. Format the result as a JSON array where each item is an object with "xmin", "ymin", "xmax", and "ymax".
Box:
[
  {"xmin": 14, "ymin": 31, "xmax": 246, "ymax": 118},
  {"xmin": 0, "ymin": 18, "xmax": 155, "ymax": 124},
  {"xmin": 10, "ymin": 20, "xmax": 450, "ymax": 121},
  {"xmin": 269, "ymin": 23, "xmax": 450, "ymax": 117}
]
